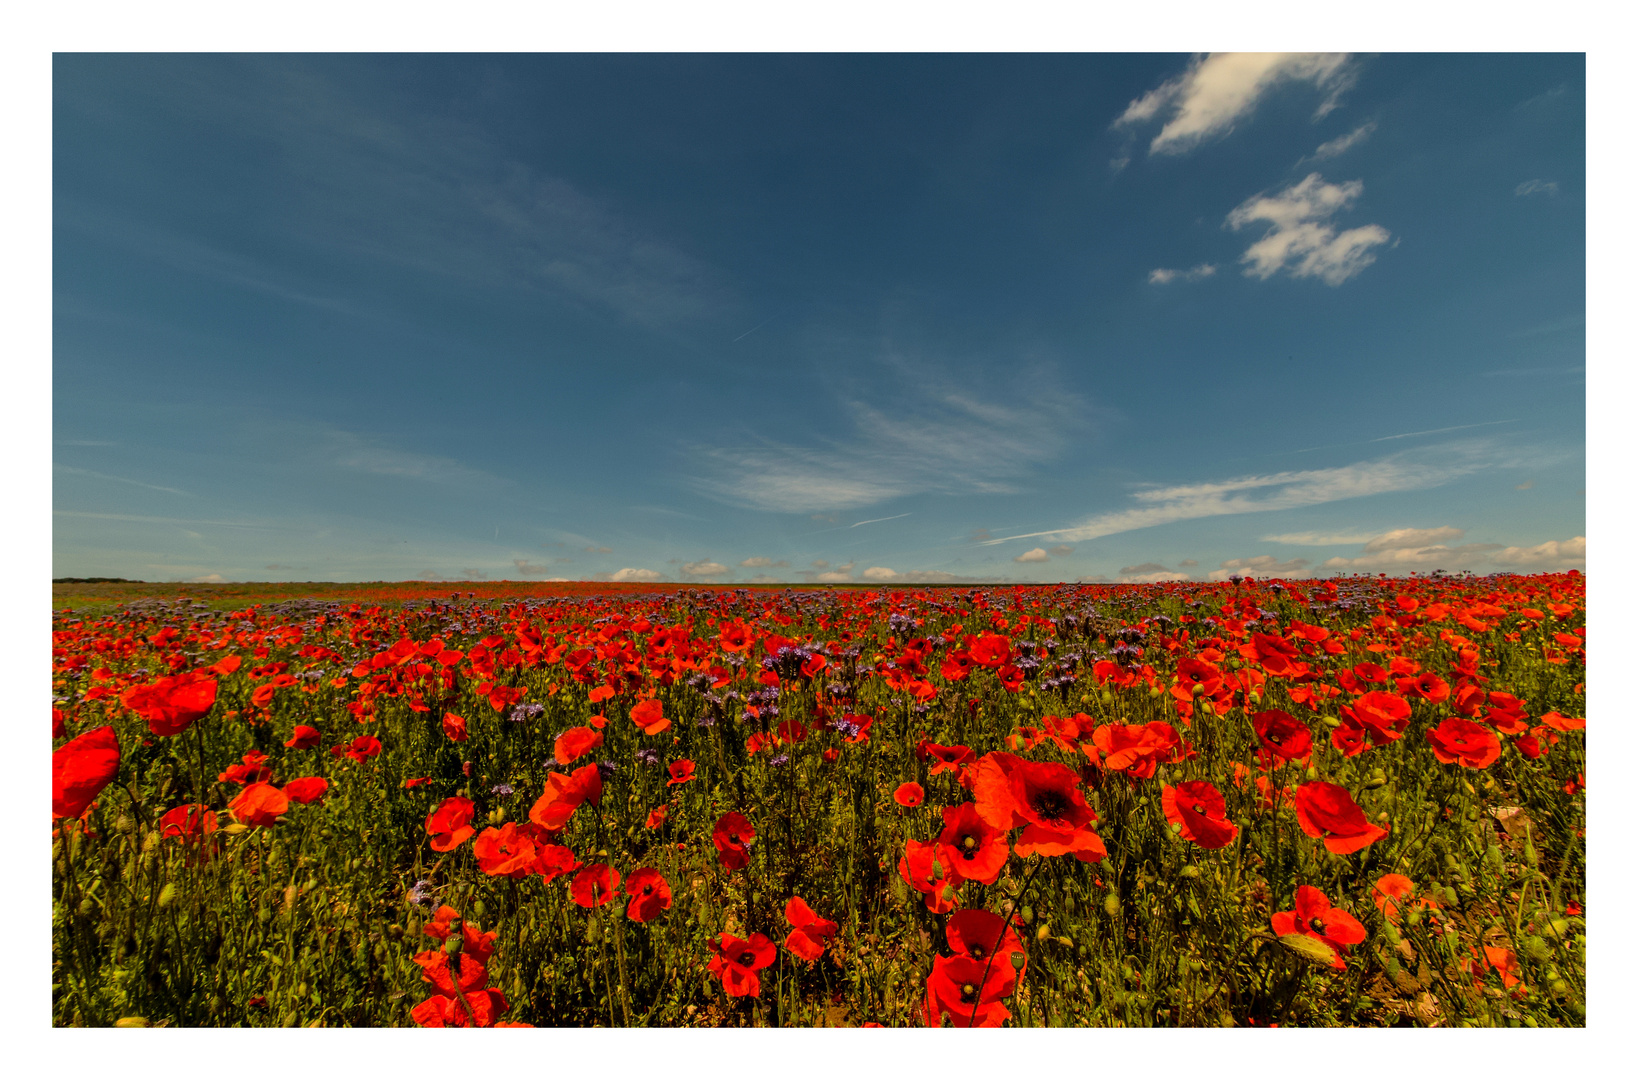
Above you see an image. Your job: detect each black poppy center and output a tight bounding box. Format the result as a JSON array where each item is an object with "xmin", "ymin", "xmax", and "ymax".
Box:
[{"xmin": 1030, "ymin": 788, "xmax": 1072, "ymax": 824}]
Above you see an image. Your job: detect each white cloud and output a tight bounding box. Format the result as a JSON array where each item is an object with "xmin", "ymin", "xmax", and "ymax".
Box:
[
  {"xmin": 1014, "ymin": 548, "xmax": 1050, "ymax": 563},
  {"xmin": 326, "ymin": 430, "xmax": 501, "ymax": 487},
  {"xmin": 1049, "ymin": 545, "xmax": 1075, "ymax": 557},
  {"xmin": 1306, "ymin": 120, "xmax": 1376, "ymax": 162},
  {"xmin": 682, "ymin": 560, "xmax": 728, "ymax": 576},
  {"xmin": 862, "ymin": 566, "xmax": 898, "ymax": 581},
  {"xmin": 1226, "ymin": 173, "xmax": 1391, "ymax": 285},
  {"xmin": 512, "ymin": 559, "xmax": 564, "ymax": 577},
  {"xmin": 1261, "ymin": 530, "xmax": 1378, "ymax": 545},
  {"xmin": 1489, "ymin": 536, "xmax": 1585, "ymax": 571},
  {"xmin": 1148, "ymin": 264, "xmax": 1216, "ymax": 285},
  {"xmin": 610, "ymin": 567, "xmax": 661, "ymax": 582},
  {"xmin": 1177, "ymin": 559, "xmax": 1198, "ymax": 568},
  {"xmin": 189, "ymin": 573, "xmax": 227, "ymax": 583},
  {"xmin": 1207, "ymin": 556, "xmax": 1312, "ymax": 581},
  {"xmin": 815, "ymin": 571, "xmax": 853, "ymax": 583},
  {"xmin": 1114, "ymin": 53, "xmax": 1354, "ymax": 156},
  {"xmin": 1119, "ymin": 562, "xmax": 1170, "ymax": 575},
  {"xmin": 1321, "ymin": 527, "xmax": 1501, "ymax": 572},
  {"xmin": 985, "ymin": 447, "xmax": 1485, "ymax": 546},
  {"xmin": 1362, "ymin": 526, "xmax": 1465, "ymax": 553},
  {"xmin": 1515, "ymin": 179, "xmax": 1559, "ymax": 197},
  {"xmin": 690, "ymin": 374, "xmax": 1085, "ymax": 513},
  {"xmin": 1123, "ymin": 569, "xmax": 1192, "ymax": 584},
  {"xmin": 739, "ymin": 556, "xmax": 789, "ymax": 568}
]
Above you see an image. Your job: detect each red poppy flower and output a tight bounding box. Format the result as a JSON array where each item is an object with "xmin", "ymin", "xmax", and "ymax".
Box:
[
  {"xmin": 218, "ymin": 750, "xmax": 273, "ymax": 786},
  {"xmin": 783, "ymin": 895, "xmax": 839, "ymax": 962},
  {"xmin": 1538, "ymin": 710, "xmax": 1585, "ymax": 732},
  {"xmin": 1251, "ymin": 709, "xmax": 1312, "ymax": 770},
  {"xmin": 1161, "ymin": 780, "xmax": 1238, "ymax": 850},
  {"xmin": 1465, "ymin": 945, "xmax": 1523, "ymax": 991},
  {"xmin": 1336, "ymin": 690, "xmax": 1412, "ymax": 752},
  {"xmin": 712, "ymin": 811, "xmax": 756, "ymax": 871},
  {"xmin": 645, "ymin": 804, "xmax": 668, "ymax": 828},
  {"xmin": 411, "ymin": 988, "xmax": 511, "ymax": 1028},
  {"xmin": 707, "ymin": 932, "xmax": 777, "ymax": 998},
  {"xmin": 229, "ymin": 782, "xmax": 288, "ymax": 828},
  {"xmin": 1086, "ymin": 721, "xmax": 1183, "ymax": 780},
  {"xmin": 403, "ymin": 776, "xmax": 432, "ymax": 789},
  {"xmin": 894, "ymin": 782, "xmax": 925, "ymax": 808},
  {"xmin": 936, "ymin": 802, "xmax": 1010, "ymax": 885},
  {"xmin": 624, "ymin": 867, "xmax": 672, "ymax": 922},
  {"xmin": 412, "ymin": 949, "xmax": 489, "ymax": 997},
  {"xmin": 1426, "ymin": 716, "xmax": 1502, "ymax": 769},
  {"xmin": 158, "ymin": 803, "xmax": 216, "ymax": 843},
  {"xmin": 553, "ymin": 725, "xmax": 604, "ymax": 765},
  {"xmin": 1292, "ymin": 782, "xmax": 1387, "ymax": 854},
  {"xmin": 1270, "ymin": 885, "xmax": 1365, "ymax": 970},
  {"xmin": 967, "ymin": 634, "xmax": 1012, "ymax": 669},
  {"xmin": 925, "ymin": 951, "xmax": 1017, "ymax": 1028},
  {"xmin": 1397, "ymin": 671, "xmax": 1451, "ymax": 704},
  {"xmin": 473, "ymin": 821, "xmax": 539, "ymax": 879},
  {"xmin": 973, "ymin": 751, "xmax": 1094, "ymax": 834},
  {"xmin": 917, "ymin": 741, "xmax": 976, "ymax": 775},
  {"xmin": 281, "ymin": 777, "xmax": 329, "ymax": 805},
  {"xmin": 52, "ymin": 725, "xmax": 120, "ymax": 820},
  {"xmin": 898, "ymin": 838, "xmax": 960, "ymax": 913},
  {"xmin": 441, "ymin": 712, "xmax": 469, "ymax": 742},
  {"xmin": 570, "ymin": 863, "xmax": 620, "ymax": 907},
  {"xmin": 528, "ymin": 764, "xmax": 603, "ymax": 830},
  {"xmin": 630, "ymin": 698, "xmax": 670, "ymax": 735},
  {"xmin": 1370, "ymin": 873, "xmax": 1437, "ymax": 924},
  {"xmin": 530, "ymin": 843, "xmax": 580, "ymax": 884},
  {"xmin": 284, "ymin": 725, "xmax": 322, "ymax": 749},
  {"xmin": 119, "ymin": 673, "xmax": 218, "ymax": 737},
  {"xmin": 426, "ymin": 796, "xmax": 477, "ymax": 851},
  {"xmin": 945, "ymin": 908, "xmax": 1026, "ymax": 979},
  {"xmin": 343, "ymin": 735, "xmax": 383, "ymax": 763},
  {"xmin": 666, "ymin": 759, "xmax": 696, "ymax": 786}
]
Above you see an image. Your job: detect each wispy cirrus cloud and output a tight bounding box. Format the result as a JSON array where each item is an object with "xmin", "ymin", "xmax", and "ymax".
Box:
[
  {"xmin": 1303, "ymin": 120, "xmax": 1376, "ymax": 163},
  {"xmin": 690, "ymin": 377, "xmax": 1087, "ymax": 514},
  {"xmin": 1113, "ymin": 53, "xmax": 1355, "ymax": 157},
  {"xmin": 983, "ymin": 446, "xmax": 1491, "ymax": 547},
  {"xmin": 1320, "ymin": 527, "xmax": 1504, "ymax": 572},
  {"xmin": 1148, "ymin": 264, "xmax": 1216, "ymax": 285},
  {"xmin": 54, "ymin": 464, "xmax": 192, "ymax": 497},
  {"xmin": 1225, "ymin": 173, "xmax": 1391, "ymax": 285}
]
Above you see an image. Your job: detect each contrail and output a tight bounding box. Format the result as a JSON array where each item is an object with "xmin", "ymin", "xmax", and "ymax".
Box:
[
  {"xmin": 850, "ymin": 512, "xmax": 911, "ymax": 528},
  {"xmin": 1369, "ymin": 419, "xmax": 1518, "ymax": 442},
  {"xmin": 732, "ymin": 315, "xmax": 778, "ymax": 343}
]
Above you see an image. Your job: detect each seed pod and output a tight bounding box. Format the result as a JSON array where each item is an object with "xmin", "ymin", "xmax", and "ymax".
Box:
[
  {"xmin": 1036, "ymin": 924, "xmax": 1051, "ymax": 942},
  {"xmin": 472, "ymin": 899, "xmax": 486, "ymax": 919},
  {"xmin": 1011, "ymin": 952, "xmax": 1026, "ymax": 970},
  {"xmin": 444, "ymin": 935, "xmax": 463, "ymax": 957}
]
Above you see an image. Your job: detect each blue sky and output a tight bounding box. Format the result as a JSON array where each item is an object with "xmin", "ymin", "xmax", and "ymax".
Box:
[{"xmin": 52, "ymin": 53, "xmax": 1586, "ymax": 584}]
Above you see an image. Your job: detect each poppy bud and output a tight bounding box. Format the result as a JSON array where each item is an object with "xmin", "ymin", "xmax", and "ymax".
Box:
[
  {"xmin": 1524, "ymin": 936, "xmax": 1551, "ymax": 962},
  {"xmin": 1104, "ymin": 893, "xmax": 1121, "ymax": 918},
  {"xmin": 1404, "ymin": 906, "xmax": 1422, "ymax": 927},
  {"xmin": 1190, "ymin": 684, "xmax": 1205, "ymax": 698},
  {"xmin": 1321, "ymin": 715, "xmax": 1341, "ymax": 728},
  {"xmin": 1524, "ymin": 839, "xmax": 1538, "ymax": 867},
  {"xmin": 78, "ymin": 897, "xmax": 95, "ymax": 918},
  {"xmin": 1036, "ymin": 923, "xmax": 1051, "ymax": 942},
  {"xmin": 1305, "ymin": 766, "xmax": 1319, "ymax": 781},
  {"xmin": 1020, "ymin": 905, "xmax": 1034, "ymax": 923},
  {"xmin": 1180, "ymin": 865, "xmax": 1199, "ymax": 879},
  {"xmin": 941, "ymin": 884, "xmax": 957, "ymax": 903},
  {"xmin": 113, "ymin": 1017, "xmax": 151, "ymax": 1028},
  {"xmin": 1545, "ymin": 917, "xmax": 1570, "ymax": 939},
  {"xmin": 1199, "ymin": 702, "xmax": 1214, "ymax": 717},
  {"xmin": 157, "ymin": 883, "xmax": 176, "ymax": 910}
]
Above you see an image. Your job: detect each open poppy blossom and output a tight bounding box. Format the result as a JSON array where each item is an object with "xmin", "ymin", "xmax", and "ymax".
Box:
[
  {"xmin": 119, "ymin": 672, "xmax": 218, "ymax": 737},
  {"xmin": 218, "ymin": 750, "xmax": 273, "ymax": 786},
  {"xmin": 707, "ymin": 932, "xmax": 777, "ymax": 997},
  {"xmin": 426, "ymin": 796, "xmax": 477, "ymax": 851},
  {"xmin": 898, "ymin": 838, "xmax": 960, "ymax": 913},
  {"xmin": 229, "ymin": 782, "xmax": 288, "ymax": 828},
  {"xmin": 281, "ymin": 776, "xmax": 329, "ymax": 805},
  {"xmin": 284, "ymin": 725, "xmax": 322, "ymax": 749},
  {"xmin": 441, "ymin": 712, "xmax": 469, "ymax": 742},
  {"xmin": 570, "ymin": 863, "xmax": 619, "ymax": 907},
  {"xmin": 1292, "ymin": 782, "xmax": 1387, "ymax": 854},
  {"xmin": 918, "ymin": 741, "xmax": 976, "ymax": 775},
  {"xmin": 1251, "ymin": 710, "xmax": 1312, "ymax": 770},
  {"xmin": 894, "ymin": 782, "xmax": 925, "ymax": 808},
  {"xmin": 1270, "ymin": 885, "xmax": 1365, "ymax": 970},
  {"xmin": 473, "ymin": 821, "xmax": 540, "ymax": 878},
  {"xmin": 158, "ymin": 803, "xmax": 216, "ymax": 844},
  {"xmin": 645, "ymin": 803, "xmax": 669, "ymax": 828},
  {"xmin": 1086, "ymin": 721, "xmax": 1183, "ymax": 780},
  {"xmin": 529, "ymin": 764, "xmax": 603, "ymax": 830},
  {"xmin": 53, "ymin": 725, "xmax": 120, "ymax": 820},
  {"xmin": 624, "ymin": 867, "xmax": 672, "ymax": 922},
  {"xmin": 1426, "ymin": 716, "xmax": 1502, "ymax": 769},
  {"xmin": 630, "ymin": 698, "xmax": 670, "ymax": 735},
  {"xmin": 666, "ymin": 759, "xmax": 696, "ymax": 786},
  {"xmin": 973, "ymin": 752, "xmax": 1097, "ymax": 844},
  {"xmin": 783, "ymin": 895, "xmax": 839, "ymax": 962},
  {"xmin": 1370, "ymin": 873, "xmax": 1438, "ymax": 924},
  {"xmin": 712, "ymin": 811, "xmax": 756, "ymax": 871},
  {"xmin": 342, "ymin": 735, "xmax": 383, "ymax": 763},
  {"xmin": 553, "ymin": 725, "xmax": 604, "ymax": 765},
  {"xmin": 1161, "ymin": 780, "xmax": 1238, "ymax": 850},
  {"xmin": 936, "ymin": 801, "xmax": 1009, "ymax": 885}
]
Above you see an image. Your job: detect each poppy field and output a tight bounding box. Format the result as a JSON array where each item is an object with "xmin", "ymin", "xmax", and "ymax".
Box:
[{"xmin": 51, "ymin": 572, "xmax": 1586, "ymax": 1028}]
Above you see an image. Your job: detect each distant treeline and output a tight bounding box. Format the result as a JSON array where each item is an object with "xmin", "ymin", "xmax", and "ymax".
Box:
[{"xmin": 53, "ymin": 578, "xmax": 145, "ymax": 584}]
